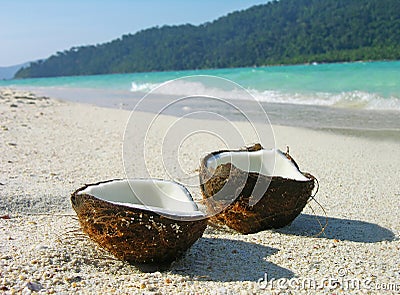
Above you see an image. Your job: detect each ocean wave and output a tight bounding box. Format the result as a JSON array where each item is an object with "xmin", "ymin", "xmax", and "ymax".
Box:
[
  {"xmin": 130, "ymin": 81, "xmax": 160, "ymax": 92},
  {"xmin": 253, "ymin": 90, "xmax": 400, "ymax": 111},
  {"xmin": 130, "ymin": 80, "xmax": 400, "ymax": 111},
  {"xmin": 331, "ymin": 91, "xmax": 400, "ymax": 110}
]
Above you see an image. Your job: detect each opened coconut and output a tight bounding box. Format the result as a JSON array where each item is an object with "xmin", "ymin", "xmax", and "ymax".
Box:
[
  {"xmin": 71, "ymin": 179, "xmax": 207, "ymax": 264},
  {"xmin": 199, "ymin": 144, "xmax": 316, "ymax": 234}
]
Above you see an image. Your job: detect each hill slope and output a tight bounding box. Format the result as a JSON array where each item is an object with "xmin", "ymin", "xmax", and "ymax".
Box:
[
  {"xmin": 0, "ymin": 63, "xmax": 29, "ymax": 80},
  {"xmin": 15, "ymin": 0, "xmax": 400, "ymax": 78}
]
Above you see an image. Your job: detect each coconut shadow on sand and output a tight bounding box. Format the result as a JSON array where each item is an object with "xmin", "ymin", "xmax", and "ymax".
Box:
[
  {"xmin": 169, "ymin": 237, "xmax": 294, "ymax": 282},
  {"xmin": 276, "ymin": 213, "xmax": 397, "ymax": 243}
]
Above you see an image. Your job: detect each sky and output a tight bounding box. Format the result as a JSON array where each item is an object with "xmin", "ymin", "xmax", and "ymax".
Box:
[{"xmin": 0, "ymin": 0, "xmax": 268, "ymax": 67}]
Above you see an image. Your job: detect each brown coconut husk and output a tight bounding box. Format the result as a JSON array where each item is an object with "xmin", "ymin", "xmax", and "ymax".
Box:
[
  {"xmin": 199, "ymin": 144, "xmax": 316, "ymax": 234},
  {"xmin": 71, "ymin": 180, "xmax": 207, "ymax": 265}
]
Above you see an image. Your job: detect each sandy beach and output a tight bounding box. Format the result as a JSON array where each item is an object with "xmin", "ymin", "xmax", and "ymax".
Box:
[{"xmin": 1, "ymin": 88, "xmax": 399, "ymax": 294}]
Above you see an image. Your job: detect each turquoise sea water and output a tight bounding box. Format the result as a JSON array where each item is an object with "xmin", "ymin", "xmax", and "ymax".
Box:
[{"xmin": 1, "ymin": 61, "xmax": 399, "ymax": 131}]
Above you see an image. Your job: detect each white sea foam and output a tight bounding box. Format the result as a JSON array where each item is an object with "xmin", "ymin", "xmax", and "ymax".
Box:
[
  {"xmin": 130, "ymin": 80, "xmax": 400, "ymax": 111},
  {"xmin": 131, "ymin": 80, "xmax": 251, "ymax": 100},
  {"xmin": 130, "ymin": 81, "xmax": 159, "ymax": 92}
]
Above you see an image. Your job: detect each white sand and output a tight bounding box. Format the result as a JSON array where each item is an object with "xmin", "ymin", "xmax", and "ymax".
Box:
[{"xmin": 0, "ymin": 88, "xmax": 399, "ymax": 294}]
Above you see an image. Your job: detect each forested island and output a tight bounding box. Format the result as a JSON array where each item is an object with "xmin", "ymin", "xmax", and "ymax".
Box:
[{"xmin": 15, "ymin": 0, "xmax": 400, "ymax": 78}]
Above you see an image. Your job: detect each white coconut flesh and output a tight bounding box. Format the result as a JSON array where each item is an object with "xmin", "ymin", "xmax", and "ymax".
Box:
[
  {"xmin": 78, "ymin": 179, "xmax": 205, "ymax": 217},
  {"xmin": 206, "ymin": 149, "xmax": 309, "ymax": 181}
]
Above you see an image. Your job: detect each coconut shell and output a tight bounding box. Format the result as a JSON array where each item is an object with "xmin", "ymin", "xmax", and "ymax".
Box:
[
  {"xmin": 200, "ymin": 144, "xmax": 316, "ymax": 234},
  {"xmin": 71, "ymin": 180, "xmax": 207, "ymax": 264}
]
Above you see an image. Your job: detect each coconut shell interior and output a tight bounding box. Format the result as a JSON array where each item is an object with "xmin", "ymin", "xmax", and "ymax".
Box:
[
  {"xmin": 71, "ymin": 179, "xmax": 207, "ymax": 265},
  {"xmin": 200, "ymin": 144, "xmax": 316, "ymax": 234}
]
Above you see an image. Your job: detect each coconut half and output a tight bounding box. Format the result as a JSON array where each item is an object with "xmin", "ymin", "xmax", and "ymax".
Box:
[
  {"xmin": 71, "ymin": 179, "xmax": 207, "ymax": 264},
  {"xmin": 199, "ymin": 144, "xmax": 316, "ymax": 234}
]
